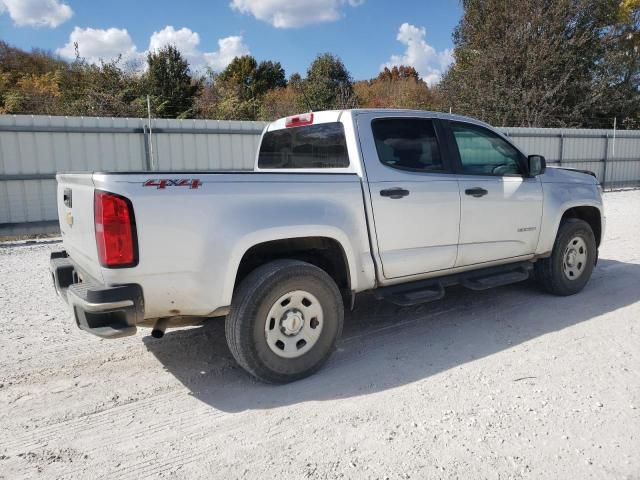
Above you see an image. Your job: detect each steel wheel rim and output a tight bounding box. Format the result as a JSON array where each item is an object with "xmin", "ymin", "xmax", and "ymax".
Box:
[
  {"xmin": 562, "ymin": 236, "xmax": 588, "ymax": 280},
  {"xmin": 264, "ymin": 290, "xmax": 324, "ymax": 359}
]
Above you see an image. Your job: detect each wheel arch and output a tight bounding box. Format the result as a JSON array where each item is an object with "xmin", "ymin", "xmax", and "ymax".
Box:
[
  {"xmin": 537, "ymin": 199, "xmax": 604, "ymax": 256},
  {"xmin": 560, "ymin": 206, "xmax": 602, "ymax": 247},
  {"xmin": 228, "ymin": 234, "xmax": 356, "ymax": 306}
]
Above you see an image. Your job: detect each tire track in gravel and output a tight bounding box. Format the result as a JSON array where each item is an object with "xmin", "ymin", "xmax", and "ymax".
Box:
[
  {"xmin": 5, "ymin": 281, "xmax": 521, "ymax": 480},
  {"xmin": 3, "ymin": 349, "xmax": 240, "ymax": 455},
  {"xmin": 3, "ymin": 291, "xmax": 481, "ymax": 458},
  {"xmin": 3, "ymin": 390, "xmax": 188, "ymax": 453},
  {"xmin": 52, "ymin": 412, "xmax": 243, "ymax": 480},
  {"xmin": 34, "ymin": 390, "xmax": 297, "ymax": 479},
  {"xmin": 4, "ymin": 315, "xmax": 429, "ymax": 470},
  {"xmin": 2, "ymin": 344, "xmax": 147, "ymax": 383},
  {"xmin": 2, "ymin": 325, "xmax": 213, "ymax": 385},
  {"xmin": 89, "ymin": 410, "xmax": 315, "ymax": 480},
  {"xmin": 6, "ymin": 398, "xmax": 236, "ymax": 478},
  {"xmin": 32, "ymin": 302, "xmax": 474, "ymax": 480}
]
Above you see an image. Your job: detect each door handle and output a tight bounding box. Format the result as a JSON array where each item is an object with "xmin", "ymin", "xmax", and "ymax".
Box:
[
  {"xmin": 465, "ymin": 187, "xmax": 488, "ymax": 198},
  {"xmin": 63, "ymin": 188, "xmax": 72, "ymax": 208},
  {"xmin": 380, "ymin": 187, "xmax": 410, "ymax": 199}
]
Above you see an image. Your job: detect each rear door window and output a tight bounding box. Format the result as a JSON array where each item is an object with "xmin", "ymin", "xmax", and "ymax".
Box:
[
  {"xmin": 371, "ymin": 118, "xmax": 443, "ymax": 172},
  {"xmin": 258, "ymin": 122, "xmax": 349, "ymax": 169}
]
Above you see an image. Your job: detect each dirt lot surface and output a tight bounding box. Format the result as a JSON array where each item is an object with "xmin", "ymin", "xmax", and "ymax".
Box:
[{"xmin": 1, "ymin": 190, "xmax": 639, "ymax": 479}]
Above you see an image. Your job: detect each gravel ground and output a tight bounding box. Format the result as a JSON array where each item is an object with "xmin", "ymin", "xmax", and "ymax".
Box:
[{"xmin": 1, "ymin": 190, "xmax": 639, "ymax": 480}]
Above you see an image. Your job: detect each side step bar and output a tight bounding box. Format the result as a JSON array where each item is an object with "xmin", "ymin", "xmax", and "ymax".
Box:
[
  {"xmin": 375, "ymin": 261, "xmax": 533, "ymax": 307},
  {"xmin": 461, "ymin": 264, "xmax": 532, "ymax": 291}
]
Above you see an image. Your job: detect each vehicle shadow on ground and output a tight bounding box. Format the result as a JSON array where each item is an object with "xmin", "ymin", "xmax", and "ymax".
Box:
[{"xmin": 144, "ymin": 258, "xmax": 640, "ymax": 413}]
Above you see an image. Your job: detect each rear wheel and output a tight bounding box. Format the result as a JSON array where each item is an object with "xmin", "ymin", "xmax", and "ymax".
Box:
[
  {"xmin": 225, "ymin": 260, "xmax": 343, "ymax": 383},
  {"xmin": 535, "ymin": 218, "xmax": 597, "ymax": 296}
]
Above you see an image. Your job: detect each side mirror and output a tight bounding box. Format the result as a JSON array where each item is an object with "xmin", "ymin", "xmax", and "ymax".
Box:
[{"xmin": 527, "ymin": 155, "xmax": 546, "ymax": 177}]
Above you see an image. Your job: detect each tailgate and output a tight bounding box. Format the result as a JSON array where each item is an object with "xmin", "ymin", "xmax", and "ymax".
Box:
[{"xmin": 56, "ymin": 173, "xmax": 104, "ymax": 283}]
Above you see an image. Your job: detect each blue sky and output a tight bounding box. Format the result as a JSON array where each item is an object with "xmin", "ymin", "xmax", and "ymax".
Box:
[{"xmin": 0, "ymin": 0, "xmax": 462, "ymax": 84}]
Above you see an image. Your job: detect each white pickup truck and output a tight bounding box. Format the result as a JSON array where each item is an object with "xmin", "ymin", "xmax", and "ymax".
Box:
[{"xmin": 51, "ymin": 109, "xmax": 604, "ymax": 383}]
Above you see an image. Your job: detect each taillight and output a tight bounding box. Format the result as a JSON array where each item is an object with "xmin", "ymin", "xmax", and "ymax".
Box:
[
  {"xmin": 285, "ymin": 112, "xmax": 313, "ymax": 128},
  {"xmin": 94, "ymin": 190, "xmax": 137, "ymax": 268}
]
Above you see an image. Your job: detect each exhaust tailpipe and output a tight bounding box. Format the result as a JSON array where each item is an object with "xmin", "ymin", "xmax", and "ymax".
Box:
[{"xmin": 151, "ymin": 318, "xmax": 170, "ymax": 338}]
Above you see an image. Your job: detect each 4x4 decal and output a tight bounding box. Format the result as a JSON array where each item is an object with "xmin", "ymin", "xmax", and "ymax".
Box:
[{"xmin": 143, "ymin": 179, "xmax": 202, "ymax": 189}]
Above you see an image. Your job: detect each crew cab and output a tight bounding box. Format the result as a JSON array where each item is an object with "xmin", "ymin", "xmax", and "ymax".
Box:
[{"xmin": 51, "ymin": 109, "xmax": 604, "ymax": 383}]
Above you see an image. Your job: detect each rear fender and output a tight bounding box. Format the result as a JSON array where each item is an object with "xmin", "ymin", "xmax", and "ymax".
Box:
[{"xmin": 222, "ymin": 226, "xmax": 362, "ymax": 306}]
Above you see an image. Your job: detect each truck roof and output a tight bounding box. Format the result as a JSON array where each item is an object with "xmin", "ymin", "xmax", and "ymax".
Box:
[{"xmin": 267, "ymin": 109, "xmax": 493, "ymax": 132}]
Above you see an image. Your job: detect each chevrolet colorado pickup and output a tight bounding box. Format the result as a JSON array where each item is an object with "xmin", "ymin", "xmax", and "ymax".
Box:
[{"xmin": 51, "ymin": 109, "xmax": 604, "ymax": 383}]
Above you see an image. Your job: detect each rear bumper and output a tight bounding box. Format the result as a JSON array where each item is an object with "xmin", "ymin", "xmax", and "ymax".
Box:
[{"xmin": 50, "ymin": 251, "xmax": 144, "ymax": 338}]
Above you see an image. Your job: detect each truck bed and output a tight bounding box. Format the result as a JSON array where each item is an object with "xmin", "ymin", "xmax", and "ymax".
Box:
[{"xmin": 56, "ymin": 171, "xmax": 376, "ymax": 319}]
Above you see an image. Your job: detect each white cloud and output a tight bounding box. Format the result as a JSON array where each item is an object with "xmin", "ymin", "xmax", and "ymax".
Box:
[
  {"xmin": 148, "ymin": 26, "xmax": 249, "ymax": 71},
  {"xmin": 56, "ymin": 27, "xmax": 139, "ymax": 64},
  {"xmin": 230, "ymin": 0, "xmax": 365, "ymax": 28},
  {"xmin": 383, "ymin": 23, "xmax": 454, "ymax": 86},
  {"xmin": 56, "ymin": 25, "xmax": 249, "ymax": 72},
  {"xmin": 0, "ymin": 0, "xmax": 72, "ymax": 28},
  {"xmin": 203, "ymin": 36, "xmax": 250, "ymax": 71},
  {"xmin": 148, "ymin": 26, "xmax": 201, "ymax": 64}
]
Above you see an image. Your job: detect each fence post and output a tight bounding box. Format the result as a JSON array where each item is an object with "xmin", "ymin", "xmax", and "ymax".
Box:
[
  {"xmin": 147, "ymin": 95, "xmax": 155, "ymax": 170},
  {"xmin": 142, "ymin": 125, "xmax": 152, "ymax": 171},
  {"xmin": 558, "ymin": 133, "xmax": 564, "ymax": 166},
  {"xmin": 602, "ymin": 134, "xmax": 609, "ymax": 190}
]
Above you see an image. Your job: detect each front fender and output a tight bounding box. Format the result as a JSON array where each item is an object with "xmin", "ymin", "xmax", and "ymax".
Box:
[{"xmin": 536, "ymin": 182, "xmax": 603, "ymax": 255}]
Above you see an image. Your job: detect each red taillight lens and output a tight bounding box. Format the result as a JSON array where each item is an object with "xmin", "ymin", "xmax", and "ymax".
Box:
[
  {"xmin": 94, "ymin": 191, "xmax": 137, "ymax": 268},
  {"xmin": 285, "ymin": 112, "xmax": 313, "ymax": 128}
]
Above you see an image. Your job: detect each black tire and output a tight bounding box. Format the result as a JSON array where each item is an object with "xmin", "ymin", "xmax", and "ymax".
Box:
[
  {"xmin": 535, "ymin": 218, "xmax": 597, "ymax": 296},
  {"xmin": 225, "ymin": 259, "xmax": 344, "ymax": 383}
]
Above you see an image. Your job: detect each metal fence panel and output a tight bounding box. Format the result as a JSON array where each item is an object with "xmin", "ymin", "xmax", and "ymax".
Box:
[
  {"xmin": 1, "ymin": 115, "xmax": 638, "ymax": 233},
  {"xmin": 0, "ymin": 115, "xmax": 266, "ymax": 228},
  {"xmin": 151, "ymin": 119, "xmax": 265, "ymax": 171},
  {"xmin": 502, "ymin": 127, "xmax": 640, "ymax": 189},
  {"xmin": 0, "ymin": 115, "xmax": 149, "ymax": 226}
]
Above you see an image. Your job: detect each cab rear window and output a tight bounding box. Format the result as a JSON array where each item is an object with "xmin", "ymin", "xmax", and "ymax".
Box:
[{"xmin": 258, "ymin": 122, "xmax": 350, "ymax": 169}]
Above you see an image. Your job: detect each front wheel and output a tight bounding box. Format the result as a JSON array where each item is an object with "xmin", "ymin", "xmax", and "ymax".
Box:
[
  {"xmin": 535, "ymin": 218, "xmax": 597, "ymax": 296},
  {"xmin": 225, "ymin": 260, "xmax": 344, "ymax": 383}
]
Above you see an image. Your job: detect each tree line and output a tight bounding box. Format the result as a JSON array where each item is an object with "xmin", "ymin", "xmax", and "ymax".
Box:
[
  {"xmin": 1, "ymin": 0, "xmax": 638, "ymax": 128},
  {"xmin": 0, "ymin": 43, "xmax": 438, "ymax": 122}
]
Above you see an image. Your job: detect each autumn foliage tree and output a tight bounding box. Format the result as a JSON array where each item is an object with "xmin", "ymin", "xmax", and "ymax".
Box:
[
  {"xmin": 0, "ymin": 41, "xmax": 144, "ymax": 116},
  {"xmin": 440, "ymin": 0, "xmax": 640, "ymax": 127},
  {"xmin": 301, "ymin": 53, "xmax": 356, "ymax": 111},
  {"xmin": 144, "ymin": 45, "xmax": 200, "ymax": 118},
  {"xmin": 206, "ymin": 55, "xmax": 287, "ymax": 119},
  {"xmin": 0, "ymin": 41, "xmax": 65, "ymax": 114},
  {"xmin": 258, "ymin": 85, "xmax": 300, "ymax": 120},
  {"xmin": 355, "ymin": 66, "xmax": 441, "ymax": 110}
]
